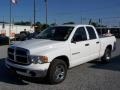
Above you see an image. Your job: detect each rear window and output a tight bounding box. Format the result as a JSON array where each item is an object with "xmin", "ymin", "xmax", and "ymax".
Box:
[{"xmin": 86, "ymin": 27, "xmax": 97, "ymax": 40}]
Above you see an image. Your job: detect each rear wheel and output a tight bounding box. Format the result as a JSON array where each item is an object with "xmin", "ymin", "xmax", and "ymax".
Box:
[
  {"xmin": 101, "ymin": 48, "xmax": 111, "ymax": 63},
  {"xmin": 47, "ymin": 59, "xmax": 67, "ymax": 84}
]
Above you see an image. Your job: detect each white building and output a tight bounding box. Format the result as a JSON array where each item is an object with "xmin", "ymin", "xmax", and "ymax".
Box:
[{"xmin": 0, "ymin": 24, "xmax": 34, "ymax": 38}]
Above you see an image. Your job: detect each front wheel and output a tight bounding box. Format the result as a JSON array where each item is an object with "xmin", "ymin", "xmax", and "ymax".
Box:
[
  {"xmin": 47, "ymin": 59, "xmax": 67, "ymax": 84},
  {"xmin": 101, "ymin": 48, "xmax": 111, "ymax": 63}
]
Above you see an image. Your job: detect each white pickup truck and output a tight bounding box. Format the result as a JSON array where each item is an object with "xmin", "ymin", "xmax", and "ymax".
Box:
[{"xmin": 6, "ymin": 25, "xmax": 116, "ymax": 84}]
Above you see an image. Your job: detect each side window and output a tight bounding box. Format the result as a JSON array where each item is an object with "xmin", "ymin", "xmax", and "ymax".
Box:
[
  {"xmin": 72, "ymin": 27, "xmax": 87, "ymax": 42},
  {"xmin": 86, "ymin": 27, "xmax": 97, "ymax": 40}
]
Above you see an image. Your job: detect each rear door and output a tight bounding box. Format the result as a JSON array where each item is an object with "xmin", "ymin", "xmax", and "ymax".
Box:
[{"xmin": 85, "ymin": 26, "xmax": 100, "ymax": 59}]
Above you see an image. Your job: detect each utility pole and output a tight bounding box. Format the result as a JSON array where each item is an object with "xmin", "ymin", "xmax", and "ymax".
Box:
[
  {"xmin": 2, "ymin": 16, "xmax": 5, "ymax": 29},
  {"xmin": 99, "ymin": 18, "xmax": 103, "ymax": 35},
  {"xmin": 119, "ymin": 22, "xmax": 120, "ymax": 27},
  {"xmin": 9, "ymin": 0, "xmax": 12, "ymax": 38},
  {"xmin": 9, "ymin": 0, "xmax": 12, "ymax": 44},
  {"xmin": 81, "ymin": 17, "xmax": 82, "ymax": 24},
  {"xmin": 45, "ymin": 0, "xmax": 48, "ymax": 24},
  {"xmin": 34, "ymin": 0, "xmax": 36, "ymax": 31}
]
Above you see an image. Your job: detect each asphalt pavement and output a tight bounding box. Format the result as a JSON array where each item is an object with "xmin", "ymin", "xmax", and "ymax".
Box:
[
  {"xmin": 0, "ymin": 45, "xmax": 8, "ymax": 59},
  {"xmin": 0, "ymin": 40, "xmax": 120, "ymax": 90}
]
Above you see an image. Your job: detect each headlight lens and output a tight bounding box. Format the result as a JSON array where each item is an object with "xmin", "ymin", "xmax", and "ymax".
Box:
[{"xmin": 30, "ymin": 55, "xmax": 48, "ymax": 64}]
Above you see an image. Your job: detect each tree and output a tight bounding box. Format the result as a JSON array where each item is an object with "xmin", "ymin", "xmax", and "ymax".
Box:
[
  {"xmin": 50, "ymin": 23, "xmax": 57, "ymax": 26},
  {"xmin": 63, "ymin": 22, "xmax": 75, "ymax": 25},
  {"xmin": 41, "ymin": 24, "xmax": 49, "ymax": 31},
  {"xmin": 90, "ymin": 22, "xmax": 98, "ymax": 27},
  {"xmin": 34, "ymin": 22, "xmax": 42, "ymax": 32},
  {"xmin": 36, "ymin": 22, "xmax": 41, "ymax": 25},
  {"xmin": 14, "ymin": 21, "xmax": 31, "ymax": 26},
  {"xmin": 89, "ymin": 19, "xmax": 92, "ymax": 25}
]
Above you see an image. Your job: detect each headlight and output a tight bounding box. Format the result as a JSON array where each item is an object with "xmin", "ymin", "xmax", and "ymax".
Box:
[{"xmin": 30, "ymin": 55, "xmax": 48, "ymax": 64}]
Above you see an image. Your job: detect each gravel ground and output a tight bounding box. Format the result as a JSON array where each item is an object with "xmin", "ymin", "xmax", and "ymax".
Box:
[{"xmin": 0, "ymin": 39, "xmax": 120, "ymax": 90}]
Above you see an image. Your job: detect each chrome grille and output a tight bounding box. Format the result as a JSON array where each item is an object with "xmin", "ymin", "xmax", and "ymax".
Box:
[{"xmin": 8, "ymin": 47, "xmax": 30, "ymax": 65}]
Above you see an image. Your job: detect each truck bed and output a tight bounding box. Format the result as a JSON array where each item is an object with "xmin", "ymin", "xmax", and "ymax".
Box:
[{"xmin": 99, "ymin": 34, "xmax": 114, "ymax": 38}]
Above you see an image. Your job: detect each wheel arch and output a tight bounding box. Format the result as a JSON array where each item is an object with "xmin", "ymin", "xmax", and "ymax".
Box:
[
  {"xmin": 52, "ymin": 55, "xmax": 70, "ymax": 69},
  {"xmin": 106, "ymin": 45, "xmax": 112, "ymax": 51}
]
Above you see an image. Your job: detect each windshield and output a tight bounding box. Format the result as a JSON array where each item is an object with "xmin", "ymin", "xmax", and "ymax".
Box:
[{"xmin": 35, "ymin": 26, "xmax": 74, "ymax": 41}]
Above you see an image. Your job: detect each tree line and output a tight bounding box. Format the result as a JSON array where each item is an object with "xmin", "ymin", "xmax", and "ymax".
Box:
[{"xmin": 13, "ymin": 20, "xmax": 106, "ymax": 32}]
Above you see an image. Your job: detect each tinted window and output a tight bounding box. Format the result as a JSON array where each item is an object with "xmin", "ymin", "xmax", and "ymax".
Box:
[
  {"xmin": 86, "ymin": 27, "xmax": 97, "ymax": 39},
  {"xmin": 72, "ymin": 27, "xmax": 87, "ymax": 42},
  {"xmin": 35, "ymin": 26, "xmax": 74, "ymax": 41}
]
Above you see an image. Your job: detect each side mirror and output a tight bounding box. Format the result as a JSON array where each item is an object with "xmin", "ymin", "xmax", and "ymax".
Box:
[{"xmin": 71, "ymin": 40, "xmax": 76, "ymax": 44}]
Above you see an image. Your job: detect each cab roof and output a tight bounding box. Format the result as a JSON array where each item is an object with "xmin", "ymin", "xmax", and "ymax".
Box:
[{"xmin": 57, "ymin": 24, "xmax": 94, "ymax": 27}]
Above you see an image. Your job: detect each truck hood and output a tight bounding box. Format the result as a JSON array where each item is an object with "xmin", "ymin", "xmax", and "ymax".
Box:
[{"xmin": 12, "ymin": 39, "xmax": 64, "ymax": 54}]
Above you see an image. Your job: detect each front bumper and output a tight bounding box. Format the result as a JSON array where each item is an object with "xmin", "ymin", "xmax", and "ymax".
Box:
[{"xmin": 5, "ymin": 59, "xmax": 50, "ymax": 77}]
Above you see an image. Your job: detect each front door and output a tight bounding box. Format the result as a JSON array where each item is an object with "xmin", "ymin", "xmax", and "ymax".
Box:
[{"xmin": 70, "ymin": 27, "xmax": 91, "ymax": 67}]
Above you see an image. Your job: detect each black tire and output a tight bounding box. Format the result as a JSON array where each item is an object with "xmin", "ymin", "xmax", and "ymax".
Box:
[
  {"xmin": 101, "ymin": 48, "xmax": 111, "ymax": 63},
  {"xmin": 47, "ymin": 59, "xmax": 67, "ymax": 84}
]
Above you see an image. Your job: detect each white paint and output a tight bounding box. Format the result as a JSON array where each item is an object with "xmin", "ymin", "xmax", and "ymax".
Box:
[{"xmin": 6, "ymin": 25, "xmax": 116, "ymax": 77}]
